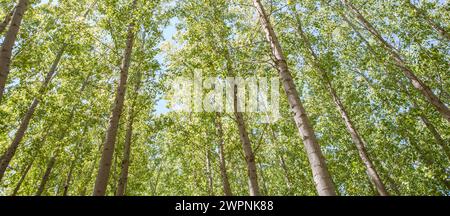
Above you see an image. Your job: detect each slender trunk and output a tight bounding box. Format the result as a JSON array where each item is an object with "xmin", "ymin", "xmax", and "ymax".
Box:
[
  {"xmin": 0, "ymin": 44, "xmax": 66, "ymax": 182},
  {"xmin": 11, "ymin": 127, "xmax": 51, "ymax": 196},
  {"xmin": 0, "ymin": 6, "xmax": 15, "ymax": 35},
  {"xmin": 81, "ymin": 139, "xmax": 105, "ymax": 196},
  {"xmin": 1, "ymin": 4, "xmax": 91, "ymax": 181},
  {"xmin": 59, "ymin": 67, "xmax": 93, "ymax": 196},
  {"xmin": 279, "ymin": 153, "xmax": 293, "ymax": 194},
  {"xmin": 381, "ymin": 166, "xmax": 401, "ymax": 196},
  {"xmin": 267, "ymin": 125, "xmax": 293, "ymax": 194},
  {"xmin": 93, "ymin": 0, "xmax": 136, "ymax": 196},
  {"xmin": 341, "ymin": 0, "xmax": 450, "ymax": 122},
  {"xmin": 116, "ymin": 70, "xmax": 142, "ymax": 196},
  {"xmin": 62, "ymin": 158, "xmax": 76, "ymax": 196},
  {"xmin": 0, "ymin": 0, "xmax": 29, "ymax": 102},
  {"xmin": 0, "ymin": 98, "xmax": 38, "ymax": 181},
  {"xmin": 355, "ymin": 61, "xmax": 448, "ymax": 190},
  {"xmin": 253, "ymin": 0, "xmax": 336, "ymax": 195},
  {"xmin": 205, "ymin": 147, "xmax": 214, "ymax": 196},
  {"xmin": 54, "ymin": 175, "xmax": 65, "ymax": 196},
  {"xmin": 291, "ymin": 5, "xmax": 388, "ymax": 196},
  {"xmin": 330, "ymin": 85, "xmax": 389, "ymax": 196},
  {"xmin": 418, "ymin": 114, "xmax": 450, "ymax": 161},
  {"xmin": 406, "ymin": 1, "xmax": 449, "ymax": 41},
  {"xmin": 81, "ymin": 158, "xmax": 97, "ymax": 196},
  {"xmin": 214, "ymin": 113, "xmax": 232, "ymax": 196},
  {"xmin": 36, "ymin": 156, "xmax": 56, "ymax": 196},
  {"xmin": 367, "ymin": 175, "xmax": 378, "ymax": 196},
  {"xmin": 115, "ymin": 107, "xmax": 134, "ymax": 196},
  {"xmin": 233, "ymin": 84, "xmax": 260, "ymax": 196},
  {"xmin": 400, "ymin": 84, "xmax": 450, "ymax": 162},
  {"xmin": 11, "ymin": 158, "xmax": 34, "ymax": 196},
  {"xmin": 339, "ymin": 11, "xmax": 379, "ymax": 57},
  {"xmin": 221, "ymin": 32, "xmax": 259, "ymax": 196}
]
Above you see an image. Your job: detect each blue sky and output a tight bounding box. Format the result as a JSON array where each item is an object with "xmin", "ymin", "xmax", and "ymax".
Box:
[{"xmin": 153, "ymin": 18, "xmax": 178, "ymax": 115}]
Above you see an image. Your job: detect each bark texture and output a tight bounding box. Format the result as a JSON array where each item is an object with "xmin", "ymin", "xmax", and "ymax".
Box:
[
  {"xmin": 253, "ymin": 0, "xmax": 336, "ymax": 195},
  {"xmin": 0, "ymin": 44, "xmax": 66, "ymax": 181},
  {"xmin": 36, "ymin": 156, "xmax": 56, "ymax": 196},
  {"xmin": 292, "ymin": 5, "xmax": 388, "ymax": 196},
  {"xmin": 342, "ymin": 0, "xmax": 450, "ymax": 122},
  {"xmin": 93, "ymin": 0, "xmax": 137, "ymax": 196},
  {"xmin": 233, "ymin": 85, "xmax": 260, "ymax": 196},
  {"xmin": 0, "ymin": 0, "xmax": 29, "ymax": 102},
  {"xmin": 116, "ymin": 68, "xmax": 142, "ymax": 196},
  {"xmin": 214, "ymin": 113, "xmax": 232, "ymax": 196},
  {"xmin": 11, "ymin": 159, "xmax": 34, "ymax": 196}
]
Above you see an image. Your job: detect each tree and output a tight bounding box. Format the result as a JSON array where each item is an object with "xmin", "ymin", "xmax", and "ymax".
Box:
[
  {"xmin": 252, "ymin": 0, "xmax": 336, "ymax": 196},
  {"xmin": 0, "ymin": 43, "xmax": 66, "ymax": 181},
  {"xmin": 0, "ymin": 0, "xmax": 29, "ymax": 102},
  {"xmin": 93, "ymin": 0, "xmax": 137, "ymax": 196},
  {"xmin": 0, "ymin": 6, "xmax": 15, "ymax": 35},
  {"xmin": 289, "ymin": 3, "xmax": 388, "ymax": 196},
  {"xmin": 341, "ymin": 0, "xmax": 450, "ymax": 122},
  {"xmin": 0, "ymin": 0, "xmax": 448, "ymax": 197}
]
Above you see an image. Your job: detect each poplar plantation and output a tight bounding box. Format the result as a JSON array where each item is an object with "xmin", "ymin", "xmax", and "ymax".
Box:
[{"xmin": 0, "ymin": 0, "xmax": 448, "ymax": 196}]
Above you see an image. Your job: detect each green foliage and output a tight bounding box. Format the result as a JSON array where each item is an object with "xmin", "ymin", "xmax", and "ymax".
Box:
[{"xmin": 0, "ymin": 0, "xmax": 448, "ymax": 196}]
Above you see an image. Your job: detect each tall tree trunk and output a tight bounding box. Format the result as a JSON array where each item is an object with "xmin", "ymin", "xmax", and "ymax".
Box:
[
  {"xmin": 399, "ymin": 84, "xmax": 450, "ymax": 162},
  {"xmin": 11, "ymin": 127, "xmax": 51, "ymax": 196},
  {"xmin": 54, "ymin": 174, "xmax": 65, "ymax": 196},
  {"xmin": 279, "ymin": 152, "xmax": 293, "ymax": 194},
  {"xmin": 253, "ymin": 0, "xmax": 336, "ymax": 195},
  {"xmin": 379, "ymin": 164, "xmax": 402, "ymax": 196},
  {"xmin": 418, "ymin": 114, "xmax": 450, "ymax": 161},
  {"xmin": 267, "ymin": 125, "xmax": 293, "ymax": 194},
  {"xmin": 258, "ymin": 163, "xmax": 269, "ymax": 195},
  {"xmin": 62, "ymin": 129, "xmax": 86, "ymax": 197},
  {"xmin": 0, "ymin": 0, "xmax": 29, "ymax": 102},
  {"xmin": 36, "ymin": 155, "xmax": 56, "ymax": 196},
  {"xmin": 341, "ymin": 0, "xmax": 450, "ymax": 122},
  {"xmin": 93, "ymin": 0, "xmax": 137, "ymax": 196},
  {"xmin": 221, "ymin": 33, "xmax": 259, "ymax": 196},
  {"xmin": 62, "ymin": 160, "xmax": 75, "ymax": 196},
  {"xmin": 0, "ymin": 44, "xmax": 66, "ymax": 181},
  {"xmin": 233, "ymin": 84, "xmax": 260, "ymax": 196},
  {"xmin": 116, "ymin": 69, "xmax": 142, "ymax": 196},
  {"xmin": 205, "ymin": 147, "xmax": 214, "ymax": 196},
  {"xmin": 214, "ymin": 113, "xmax": 232, "ymax": 196},
  {"xmin": 354, "ymin": 52, "xmax": 449, "ymax": 165},
  {"xmin": 409, "ymin": 97, "xmax": 450, "ymax": 162},
  {"xmin": 11, "ymin": 158, "xmax": 34, "ymax": 196},
  {"xmin": 330, "ymin": 85, "xmax": 389, "ymax": 196},
  {"xmin": 291, "ymin": 5, "xmax": 388, "ymax": 196},
  {"xmin": 0, "ymin": 6, "xmax": 15, "ymax": 36},
  {"xmin": 59, "ymin": 71, "xmax": 93, "ymax": 196},
  {"xmin": 405, "ymin": 1, "xmax": 449, "ymax": 41},
  {"xmin": 81, "ymin": 140, "xmax": 104, "ymax": 196},
  {"xmin": 115, "ymin": 107, "xmax": 134, "ymax": 196}
]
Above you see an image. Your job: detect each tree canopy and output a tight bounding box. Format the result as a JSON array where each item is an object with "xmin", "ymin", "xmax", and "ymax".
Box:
[{"xmin": 0, "ymin": 0, "xmax": 448, "ymax": 196}]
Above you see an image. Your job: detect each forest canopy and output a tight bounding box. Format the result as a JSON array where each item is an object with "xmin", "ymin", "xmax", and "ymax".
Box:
[{"xmin": 0, "ymin": 0, "xmax": 449, "ymax": 196}]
